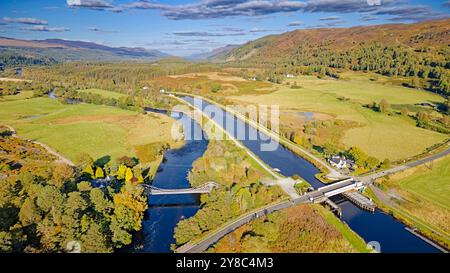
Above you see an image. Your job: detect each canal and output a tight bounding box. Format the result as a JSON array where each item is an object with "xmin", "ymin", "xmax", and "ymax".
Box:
[{"xmin": 180, "ymin": 95, "xmax": 441, "ymax": 253}]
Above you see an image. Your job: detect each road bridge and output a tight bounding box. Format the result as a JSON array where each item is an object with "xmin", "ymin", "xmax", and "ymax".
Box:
[{"xmin": 175, "ymin": 178, "xmax": 366, "ymax": 253}]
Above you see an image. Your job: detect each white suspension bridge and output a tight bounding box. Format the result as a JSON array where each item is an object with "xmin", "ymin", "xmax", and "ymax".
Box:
[{"xmin": 140, "ymin": 181, "xmax": 219, "ymax": 195}]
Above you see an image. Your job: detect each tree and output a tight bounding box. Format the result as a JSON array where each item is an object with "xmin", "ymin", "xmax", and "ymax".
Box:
[
  {"xmin": 116, "ymin": 156, "xmax": 136, "ymax": 168},
  {"xmin": 401, "ymin": 107, "xmax": 409, "ymax": 116},
  {"xmin": 379, "ymin": 99, "xmax": 390, "ymax": 113},
  {"xmin": 210, "ymin": 83, "xmax": 221, "ymax": 93},
  {"xmin": 116, "ymin": 164, "xmax": 127, "ymax": 180},
  {"xmin": 323, "ymin": 142, "xmax": 339, "ymax": 157},
  {"xmin": 409, "ymin": 76, "xmax": 420, "ymax": 88},
  {"xmin": 19, "ymin": 197, "xmax": 42, "ymax": 227},
  {"xmin": 36, "ymin": 186, "xmax": 65, "ymax": 213},
  {"xmin": 80, "ymin": 221, "xmax": 112, "ymax": 253},
  {"xmin": 51, "ymin": 164, "xmax": 75, "ymax": 188},
  {"xmin": 109, "ymin": 216, "xmax": 132, "ymax": 246},
  {"xmin": 113, "ymin": 185, "xmax": 147, "ymax": 231},
  {"xmin": 76, "ymin": 153, "xmax": 94, "ymax": 168},
  {"xmin": 133, "ymin": 168, "xmax": 144, "ymax": 183},
  {"xmin": 236, "ymin": 187, "xmax": 252, "ymax": 212},
  {"xmin": 90, "ymin": 188, "xmax": 113, "ymax": 215},
  {"xmin": 95, "ymin": 167, "xmax": 105, "ymax": 179},
  {"xmin": 365, "ymin": 157, "xmax": 380, "ymax": 170},
  {"xmin": 380, "ymin": 158, "xmax": 391, "ymax": 169},
  {"xmin": 348, "ymin": 147, "xmax": 368, "ymax": 167},
  {"xmin": 83, "ymin": 165, "xmax": 95, "ymax": 179},
  {"xmin": 417, "ymin": 110, "xmax": 430, "ymax": 123},
  {"xmin": 125, "ymin": 168, "xmax": 134, "ymax": 183}
]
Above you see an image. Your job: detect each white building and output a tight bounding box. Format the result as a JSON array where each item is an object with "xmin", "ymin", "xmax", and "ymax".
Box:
[{"xmin": 329, "ymin": 155, "xmax": 355, "ymax": 170}]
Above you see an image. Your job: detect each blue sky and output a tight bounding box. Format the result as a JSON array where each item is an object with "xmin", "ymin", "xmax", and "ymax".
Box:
[{"xmin": 0, "ymin": 0, "xmax": 449, "ymax": 56}]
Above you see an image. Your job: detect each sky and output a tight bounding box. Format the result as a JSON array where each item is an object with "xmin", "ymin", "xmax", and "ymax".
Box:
[{"xmin": 0, "ymin": 0, "xmax": 449, "ymax": 56}]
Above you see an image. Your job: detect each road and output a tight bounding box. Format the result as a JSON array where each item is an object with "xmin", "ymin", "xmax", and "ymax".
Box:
[
  {"xmin": 175, "ymin": 199, "xmax": 303, "ymax": 253},
  {"xmin": 358, "ymin": 142, "xmax": 450, "ymax": 183}
]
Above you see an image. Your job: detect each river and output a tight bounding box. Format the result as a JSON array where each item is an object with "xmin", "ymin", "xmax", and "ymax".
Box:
[
  {"xmin": 179, "ymin": 95, "xmax": 441, "ymax": 253},
  {"xmin": 128, "ymin": 110, "xmax": 208, "ymax": 253}
]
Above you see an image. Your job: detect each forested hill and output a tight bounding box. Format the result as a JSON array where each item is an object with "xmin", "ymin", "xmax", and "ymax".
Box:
[
  {"xmin": 0, "ymin": 37, "xmax": 170, "ymax": 65},
  {"xmin": 226, "ymin": 19, "xmax": 450, "ymax": 94}
]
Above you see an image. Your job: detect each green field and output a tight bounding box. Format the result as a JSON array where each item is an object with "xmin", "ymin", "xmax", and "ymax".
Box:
[
  {"xmin": 373, "ymin": 155, "xmax": 450, "ymax": 247},
  {"xmin": 78, "ymin": 88, "xmax": 128, "ymax": 99},
  {"xmin": 229, "ymin": 74, "xmax": 448, "ymax": 161},
  {"xmin": 396, "ymin": 156, "xmax": 450, "ymax": 210},
  {"xmin": 0, "ymin": 96, "xmax": 180, "ymax": 161}
]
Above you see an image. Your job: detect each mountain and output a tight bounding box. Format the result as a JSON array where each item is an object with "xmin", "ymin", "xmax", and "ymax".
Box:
[
  {"xmin": 225, "ymin": 19, "xmax": 450, "ymax": 63},
  {"xmin": 224, "ymin": 19, "xmax": 450, "ymax": 94},
  {"xmin": 187, "ymin": 44, "xmax": 239, "ymax": 62},
  {"xmin": 0, "ymin": 37, "xmax": 170, "ymax": 63}
]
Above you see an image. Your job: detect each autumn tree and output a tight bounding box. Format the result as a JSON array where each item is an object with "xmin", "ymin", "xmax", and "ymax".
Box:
[
  {"xmin": 379, "ymin": 99, "xmax": 391, "ymax": 113},
  {"xmin": 95, "ymin": 167, "xmax": 105, "ymax": 179}
]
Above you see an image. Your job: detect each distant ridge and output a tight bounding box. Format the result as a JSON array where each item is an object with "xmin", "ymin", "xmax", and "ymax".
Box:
[
  {"xmin": 187, "ymin": 44, "xmax": 240, "ymax": 62},
  {"xmin": 0, "ymin": 36, "xmax": 170, "ymax": 62}
]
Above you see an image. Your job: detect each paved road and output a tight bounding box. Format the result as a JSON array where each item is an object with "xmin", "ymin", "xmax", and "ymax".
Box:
[{"xmin": 175, "ymin": 199, "xmax": 304, "ymax": 253}]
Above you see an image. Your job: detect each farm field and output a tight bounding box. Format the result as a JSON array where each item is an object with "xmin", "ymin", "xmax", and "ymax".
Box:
[
  {"xmin": 78, "ymin": 88, "xmax": 128, "ymax": 99},
  {"xmin": 152, "ymin": 71, "xmax": 274, "ymax": 96},
  {"xmin": 228, "ymin": 74, "xmax": 448, "ymax": 161},
  {"xmin": 373, "ymin": 155, "xmax": 450, "ymax": 247},
  {"xmin": 0, "ymin": 95, "xmax": 181, "ymax": 161}
]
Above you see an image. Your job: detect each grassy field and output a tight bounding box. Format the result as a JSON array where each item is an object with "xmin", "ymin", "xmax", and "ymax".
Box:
[
  {"xmin": 78, "ymin": 88, "xmax": 128, "ymax": 99},
  {"xmin": 379, "ymin": 155, "xmax": 450, "ymax": 234},
  {"xmin": 367, "ymin": 155, "xmax": 450, "ymax": 248},
  {"xmin": 152, "ymin": 71, "xmax": 273, "ymax": 96},
  {"xmin": 0, "ymin": 95, "xmax": 181, "ymax": 162},
  {"xmin": 229, "ymin": 74, "xmax": 448, "ymax": 161}
]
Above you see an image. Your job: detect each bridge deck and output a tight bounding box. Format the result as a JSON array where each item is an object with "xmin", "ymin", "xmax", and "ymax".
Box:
[{"xmin": 342, "ymin": 191, "xmax": 376, "ymax": 212}]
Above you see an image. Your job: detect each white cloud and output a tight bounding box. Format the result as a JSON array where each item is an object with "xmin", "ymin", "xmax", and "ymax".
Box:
[{"xmin": 3, "ymin": 17, "xmax": 48, "ymax": 25}]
